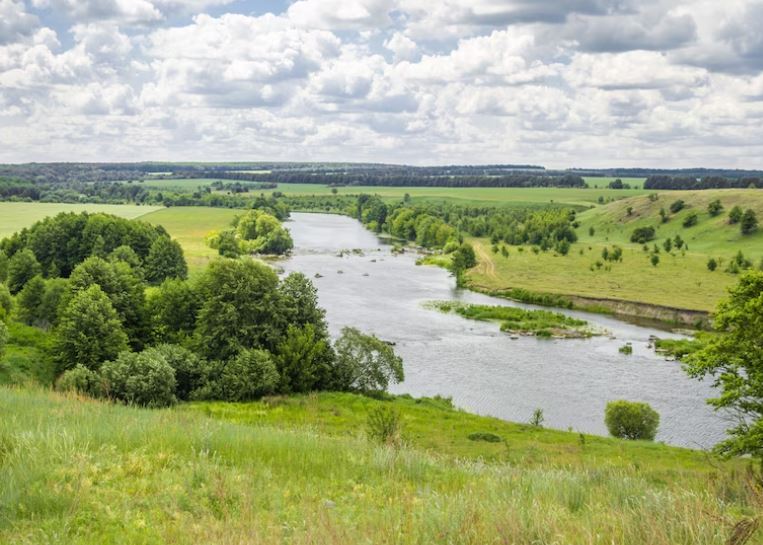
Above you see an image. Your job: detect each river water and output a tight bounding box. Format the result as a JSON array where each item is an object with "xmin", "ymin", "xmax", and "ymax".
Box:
[{"xmin": 280, "ymin": 212, "xmax": 730, "ymax": 448}]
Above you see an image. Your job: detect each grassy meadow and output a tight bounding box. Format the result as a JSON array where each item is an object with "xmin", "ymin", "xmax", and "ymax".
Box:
[
  {"xmin": 139, "ymin": 207, "xmax": 240, "ymax": 273},
  {"xmin": 468, "ymin": 189, "xmax": 763, "ymax": 312},
  {"xmin": 2, "ymin": 387, "xmax": 761, "ymax": 545},
  {"xmin": 0, "ymin": 202, "xmax": 160, "ymax": 238}
]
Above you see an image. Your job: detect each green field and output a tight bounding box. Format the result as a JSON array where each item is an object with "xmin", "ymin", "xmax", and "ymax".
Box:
[
  {"xmin": 0, "ymin": 202, "xmax": 161, "ymax": 238},
  {"xmin": 583, "ymin": 176, "xmax": 646, "ymax": 189},
  {"xmin": 468, "ymin": 189, "xmax": 763, "ymax": 312},
  {"xmin": 2, "ymin": 387, "xmax": 759, "ymax": 545},
  {"xmin": 139, "ymin": 207, "xmax": 240, "ymax": 272},
  {"xmin": 144, "ymin": 178, "xmax": 647, "ymax": 207}
]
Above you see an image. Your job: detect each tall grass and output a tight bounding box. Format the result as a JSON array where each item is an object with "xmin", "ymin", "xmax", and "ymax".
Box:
[{"xmin": 0, "ymin": 387, "xmax": 760, "ymax": 544}]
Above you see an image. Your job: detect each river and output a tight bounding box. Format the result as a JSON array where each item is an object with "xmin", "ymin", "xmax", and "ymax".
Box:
[{"xmin": 280, "ymin": 212, "xmax": 730, "ymax": 448}]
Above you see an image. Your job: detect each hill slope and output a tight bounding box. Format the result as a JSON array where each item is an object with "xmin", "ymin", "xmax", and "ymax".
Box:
[{"xmin": 1, "ymin": 388, "xmax": 760, "ymax": 544}]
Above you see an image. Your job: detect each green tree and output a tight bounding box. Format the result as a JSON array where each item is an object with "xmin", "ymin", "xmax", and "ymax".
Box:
[
  {"xmin": 0, "ymin": 283, "xmax": 12, "ymax": 322},
  {"xmin": 194, "ymin": 258, "xmax": 284, "ymax": 360},
  {"xmin": 332, "ymin": 327, "xmax": 404, "ymax": 393},
  {"xmin": 143, "ymin": 344, "xmax": 206, "ymax": 401},
  {"xmin": 108, "ymin": 245, "xmax": 143, "ymax": 272},
  {"xmin": 669, "ymin": 200, "xmax": 685, "ymax": 214},
  {"xmin": 16, "ymin": 275, "xmax": 46, "ymax": 326},
  {"xmin": 53, "ymin": 285, "xmax": 129, "ymax": 372},
  {"xmin": 707, "ymin": 258, "xmax": 718, "ymax": 272},
  {"xmin": 144, "ymin": 237, "xmax": 188, "ymax": 284},
  {"xmin": 66, "ymin": 257, "xmax": 148, "ymax": 347},
  {"xmin": 685, "ymin": 272, "xmax": 763, "ymax": 461},
  {"xmin": 147, "ymin": 279, "xmax": 200, "ymax": 344},
  {"xmin": 0, "ymin": 249, "xmax": 8, "ymax": 282},
  {"xmin": 56, "ymin": 364, "xmax": 101, "ymax": 396},
  {"xmin": 6, "ymin": 249, "xmax": 42, "ymax": 294},
  {"xmin": 214, "ymin": 349, "xmax": 279, "ymax": 401},
  {"xmin": 605, "ymin": 401, "xmax": 660, "ymax": 440},
  {"xmin": 650, "ymin": 254, "xmax": 660, "ymax": 267},
  {"xmin": 101, "ymin": 350, "xmax": 177, "ymax": 408},
  {"xmin": 630, "ymin": 226, "xmax": 655, "ymax": 244},
  {"xmin": 275, "ymin": 324, "xmax": 333, "ymax": 393},
  {"xmin": 741, "ymin": 209, "xmax": 758, "ymax": 235},
  {"xmin": 729, "ymin": 205, "xmax": 743, "ymax": 224},
  {"xmin": 682, "ymin": 212, "xmax": 698, "ymax": 228},
  {"xmin": 450, "ymin": 243, "xmax": 477, "ymax": 286},
  {"xmin": 708, "ymin": 199, "xmax": 724, "ymax": 217},
  {"xmin": 279, "ymin": 272, "xmax": 328, "ymax": 334}
]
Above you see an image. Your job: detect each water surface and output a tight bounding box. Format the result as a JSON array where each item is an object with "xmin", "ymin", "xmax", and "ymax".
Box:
[{"xmin": 281, "ymin": 212, "xmax": 729, "ymax": 448}]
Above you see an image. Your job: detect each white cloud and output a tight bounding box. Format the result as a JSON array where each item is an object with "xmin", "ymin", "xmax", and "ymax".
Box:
[{"xmin": 3, "ymin": 0, "xmax": 763, "ymax": 168}]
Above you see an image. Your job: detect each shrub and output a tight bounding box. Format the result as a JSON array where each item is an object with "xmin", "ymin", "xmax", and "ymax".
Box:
[
  {"xmin": 729, "ymin": 206, "xmax": 743, "ymax": 224},
  {"xmin": 144, "ymin": 344, "xmax": 207, "ymax": 401},
  {"xmin": 669, "ymin": 200, "xmax": 685, "ymax": 214},
  {"xmin": 467, "ymin": 432, "xmax": 503, "ymax": 443},
  {"xmin": 707, "ymin": 258, "xmax": 718, "ymax": 271},
  {"xmin": 604, "ymin": 400, "xmax": 660, "ymax": 440},
  {"xmin": 741, "ymin": 209, "xmax": 758, "ymax": 235},
  {"xmin": 214, "ymin": 349, "xmax": 279, "ymax": 401},
  {"xmin": 708, "ymin": 199, "xmax": 723, "ymax": 217},
  {"xmin": 100, "ymin": 350, "xmax": 177, "ymax": 408},
  {"xmin": 630, "ymin": 226, "xmax": 655, "ymax": 244},
  {"xmin": 366, "ymin": 406, "xmax": 402, "ymax": 446},
  {"xmin": 682, "ymin": 212, "xmax": 698, "ymax": 228},
  {"xmin": 529, "ymin": 408, "xmax": 544, "ymax": 427},
  {"xmin": 619, "ymin": 343, "xmax": 633, "ymax": 355},
  {"xmin": 650, "ymin": 254, "xmax": 660, "ymax": 267},
  {"xmin": 56, "ymin": 364, "xmax": 101, "ymax": 396}
]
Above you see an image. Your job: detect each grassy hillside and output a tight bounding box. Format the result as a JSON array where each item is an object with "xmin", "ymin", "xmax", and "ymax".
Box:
[
  {"xmin": 139, "ymin": 207, "xmax": 240, "ymax": 273},
  {"xmin": 0, "ymin": 202, "xmax": 161, "ymax": 238},
  {"xmin": 468, "ymin": 190, "xmax": 763, "ymax": 312},
  {"xmin": 1, "ymin": 387, "xmax": 760, "ymax": 545}
]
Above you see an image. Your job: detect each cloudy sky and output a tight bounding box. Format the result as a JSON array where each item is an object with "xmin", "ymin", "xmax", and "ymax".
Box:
[{"xmin": 1, "ymin": 0, "xmax": 763, "ymax": 168}]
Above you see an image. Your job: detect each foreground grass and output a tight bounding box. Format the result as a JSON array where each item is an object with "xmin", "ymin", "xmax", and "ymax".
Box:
[
  {"xmin": 2, "ymin": 387, "xmax": 761, "ymax": 544},
  {"xmin": 0, "ymin": 202, "xmax": 161, "ymax": 238}
]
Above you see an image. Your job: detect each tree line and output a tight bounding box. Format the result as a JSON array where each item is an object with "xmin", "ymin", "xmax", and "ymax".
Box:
[
  {"xmin": 644, "ymin": 175, "xmax": 762, "ymax": 190},
  {"xmin": 0, "ymin": 212, "xmax": 404, "ymax": 407}
]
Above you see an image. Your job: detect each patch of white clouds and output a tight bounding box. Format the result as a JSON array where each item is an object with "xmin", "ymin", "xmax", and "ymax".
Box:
[{"xmin": 1, "ymin": 0, "xmax": 763, "ymax": 167}]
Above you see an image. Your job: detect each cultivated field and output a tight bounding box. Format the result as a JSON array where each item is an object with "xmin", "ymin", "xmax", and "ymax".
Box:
[
  {"xmin": 0, "ymin": 202, "xmax": 161, "ymax": 238},
  {"xmin": 139, "ymin": 207, "xmax": 240, "ymax": 272}
]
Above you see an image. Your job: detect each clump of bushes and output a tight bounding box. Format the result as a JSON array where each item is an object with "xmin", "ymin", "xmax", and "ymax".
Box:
[
  {"xmin": 604, "ymin": 400, "xmax": 660, "ymax": 441},
  {"xmin": 467, "ymin": 432, "xmax": 503, "ymax": 443},
  {"xmin": 630, "ymin": 226, "xmax": 656, "ymax": 244}
]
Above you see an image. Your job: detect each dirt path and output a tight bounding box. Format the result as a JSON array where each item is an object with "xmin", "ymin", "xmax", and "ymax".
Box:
[{"xmin": 473, "ymin": 241, "xmax": 497, "ymax": 279}]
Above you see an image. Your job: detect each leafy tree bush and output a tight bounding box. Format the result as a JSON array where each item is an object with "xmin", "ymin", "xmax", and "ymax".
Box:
[
  {"xmin": 0, "ymin": 250, "xmax": 7, "ymax": 282},
  {"xmin": 65, "ymin": 257, "xmax": 148, "ymax": 346},
  {"xmin": 332, "ymin": 327, "xmax": 404, "ymax": 393},
  {"xmin": 101, "ymin": 350, "xmax": 177, "ymax": 408},
  {"xmin": 213, "ymin": 349, "xmax": 279, "ymax": 401},
  {"xmin": 16, "ymin": 275, "xmax": 46, "ymax": 326},
  {"xmin": 728, "ymin": 205, "xmax": 743, "ymax": 224},
  {"xmin": 142, "ymin": 344, "xmax": 205, "ymax": 401},
  {"xmin": 147, "ymin": 279, "xmax": 200, "ymax": 344},
  {"xmin": 682, "ymin": 212, "xmax": 698, "ymax": 228},
  {"xmin": 6, "ymin": 249, "xmax": 42, "ymax": 294},
  {"xmin": 53, "ymin": 285, "xmax": 129, "ymax": 371},
  {"xmin": 630, "ymin": 226, "xmax": 655, "ymax": 244},
  {"xmin": 669, "ymin": 200, "xmax": 685, "ymax": 214},
  {"xmin": 275, "ymin": 324, "xmax": 334, "ymax": 393},
  {"xmin": 650, "ymin": 254, "xmax": 660, "ymax": 267},
  {"xmin": 108, "ymin": 245, "xmax": 143, "ymax": 271},
  {"xmin": 741, "ymin": 209, "xmax": 758, "ymax": 235},
  {"xmin": 707, "ymin": 258, "xmax": 718, "ymax": 271},
  {"xmin": 56, "ymin": 364, "xmax": 101, "ymax": 396},
  {"xmin": 144, "ymin": 237, "xmax": 188, "ymax": 284},
  {"xmin": 604, "ymin": 400, "xmax": 660, "ymax": 440},
  {"xmin": 686, "ymin": 272, "xmax": 763, "ymax": 460},
  {"xmin": 0, "ymin": 283, "xmax": 12, "ymax": 322},
  {"xmin": 194, "ymin": 258, "xmax": 284, "ymax": 360},
  {"xmin": 708, "ymin": 199, "xmax": 724, "ymax": 217}
]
